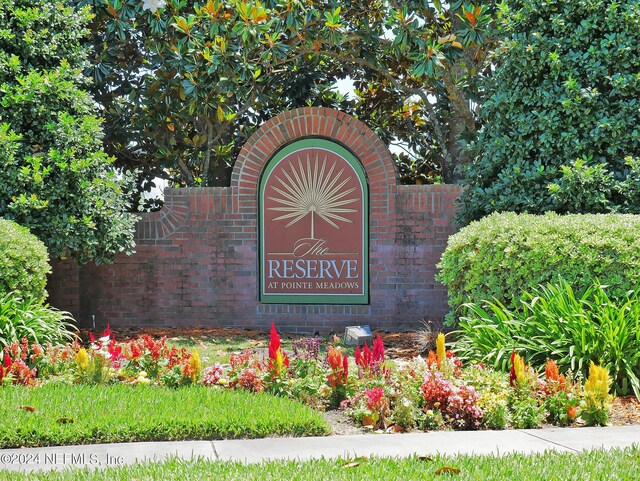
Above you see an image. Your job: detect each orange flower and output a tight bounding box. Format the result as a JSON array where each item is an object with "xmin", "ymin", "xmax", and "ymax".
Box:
[
  {"xmin": 545, "ymin": 359, "xmax": 560, "ymax": 382},
  {"xmin": 427, "ymin": 350, "xmax": 438, "ymax": 369},
  {"xmin": 327, "ymin": 346, "xmax": 343, "ymax": 370},
  {"xmin": 326, "ymin": 346, "xmax": 348, "ymax": 388}
]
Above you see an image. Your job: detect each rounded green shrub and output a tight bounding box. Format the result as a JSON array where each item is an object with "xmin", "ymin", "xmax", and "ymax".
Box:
[
  {"xmin": 437, "ymin": 212, "xmax": 640, "ymax": 316},
  {"xmin": 0, "ymin": 218, "xmax": 50, "ymax": 303}
]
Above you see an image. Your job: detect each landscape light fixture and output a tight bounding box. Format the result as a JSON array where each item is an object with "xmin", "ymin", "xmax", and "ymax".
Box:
[{"xmin": 343, "ymin": 325, "xmax": 373, "ymax": 346}]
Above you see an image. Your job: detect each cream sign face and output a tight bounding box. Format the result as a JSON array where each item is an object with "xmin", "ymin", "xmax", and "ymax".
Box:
[{"xmin": 259, "ymin": 138, "xmax": 369, "ymax": 304}]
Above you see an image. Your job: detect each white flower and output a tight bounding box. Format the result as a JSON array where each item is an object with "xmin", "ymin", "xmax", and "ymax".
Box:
[{"xmin": 142, "ymin": 0, "xmax": 166, "ymax": 13}]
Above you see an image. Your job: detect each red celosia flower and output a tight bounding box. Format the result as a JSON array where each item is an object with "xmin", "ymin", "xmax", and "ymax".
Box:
[
  {"xmin": 107, "ymin": 339, "xmax": 123, "ymax": 367},
  {"xmin": 130, "ymin": 342, "xmax": 142, "ymax": 360},
  {"xmin": 3, "ymin": 352, "xmax": 12, "ymax": 369},
  {"xmin": 268, "ymin": 321, "xmax": 281, "ymax": 356},
  {"xmin": 355, "ymin": 335, "xmax": 385, "ymax": 377},
  {"xmin": 167, "ymin": 346, "xmax": 180, "ymax": 368},
  {"xmin": 372, "ymin": 334, "xmax": 384, "ymax": 363},
  {"xmin": 267, "ymin": 322, "xmax": 289, "ymax": 374},
  {"xmin": 342, "ymin": 351, "xmax": 349, "ymax": 378}
]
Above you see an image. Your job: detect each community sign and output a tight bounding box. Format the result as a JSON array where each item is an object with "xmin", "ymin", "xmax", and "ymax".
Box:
[{"xmin": 259, "ymin": 138, "xmax": 369, "ymax": 304}]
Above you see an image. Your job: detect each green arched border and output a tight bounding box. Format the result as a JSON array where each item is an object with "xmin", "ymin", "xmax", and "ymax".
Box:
[{"xmin": 259, "ymin": 138, "xmax": 369, "ymax": 304}]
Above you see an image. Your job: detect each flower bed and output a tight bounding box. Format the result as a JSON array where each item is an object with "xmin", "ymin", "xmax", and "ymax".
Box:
[{"xmin": 0, "ymin": 324, "xmax": 615, "ymax": 431}]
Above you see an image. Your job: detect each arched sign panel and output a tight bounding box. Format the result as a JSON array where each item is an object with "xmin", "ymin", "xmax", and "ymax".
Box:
[{"xmin": 259, "ymin": 138, "xmax": 369, "ymax": 304}]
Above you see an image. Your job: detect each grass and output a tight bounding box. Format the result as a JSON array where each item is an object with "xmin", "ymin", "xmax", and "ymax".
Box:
[
  {"xmin": 0, "ymin": 384, "xmax": 330, "ymax": 448},
  {"xmin": 4, "ymin": 448, "xmax": 640, "ymax": 480}
]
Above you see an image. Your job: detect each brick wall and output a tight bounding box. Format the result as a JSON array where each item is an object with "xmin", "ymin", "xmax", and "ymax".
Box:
[{"xmin": 48, "ymin": 108, "xmax": 462, "ymax": 333}]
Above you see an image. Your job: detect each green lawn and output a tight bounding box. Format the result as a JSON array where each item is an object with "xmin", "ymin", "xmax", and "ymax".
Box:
[
  {"xmin": 0, "ymin": 384, "xmax": 330, "ymax": 448},
  {"xmin": 4, "ymin": 448, "xmax": 640, "ymax": 480}
]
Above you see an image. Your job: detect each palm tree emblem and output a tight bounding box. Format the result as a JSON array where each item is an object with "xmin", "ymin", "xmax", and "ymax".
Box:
[{"xmin": 267, "ymin": 154, "xmax": 359, "ymax": 239}]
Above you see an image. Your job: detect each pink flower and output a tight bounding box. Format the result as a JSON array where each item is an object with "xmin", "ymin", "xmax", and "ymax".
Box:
[
  {"xmin": 420, "ymin": 371, "xmax": 482, "ymax": 429},
  {"xmin": 364, "ymin": 387, "xmax": 385, "ymax": 412},
  {"xmin": 237, "ymin": 368, "xmax": 262, "ymax": 392},
  {"xmin": 201, "ymin": 364, "xmax": 224, "ymax": 386}
]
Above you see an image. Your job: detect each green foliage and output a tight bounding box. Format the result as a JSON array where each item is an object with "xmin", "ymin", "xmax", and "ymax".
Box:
[
  {"xmin": 458, "ymin": 0, "xmax": 640, "ymax": 223},
  {"xmin": 454, "ymin": 279, "xmax": 640, "ymax": 398},
  {"xmin": 0, "ymin": 292, "xmax": 76, "ymax": 348},
  {"xmin": 0, "ymin": 383, "xmax": 330, "ymax": 447},
  {"xmin": 507, "ymin": 392, "xmax": 544, "ymax": 429},
  {"xmin": 0, "ymin": 218, "xmax": 49, "ymax": 303},
  {"xmin": 0, "ymin": 0, "xmax": 136, "ymax": 264},
  {"xmin": 544, "ymin": 391, "xmax": 579, "ymax": 427},
  {"xmin": 437, "ymin": 212, "xmax": 640, "ymax": 316},
  {"xmin": 73, "ymin": 0, "xmax": 497, "ymax": 190}
]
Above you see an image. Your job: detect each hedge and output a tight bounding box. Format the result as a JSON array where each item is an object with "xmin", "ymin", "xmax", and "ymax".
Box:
[
  {"xmin": 437, "ymin": 212, "xmax": 640, "ymax": 317},
  {"xmin": 0, "ymin": 218, "xmax": 50, "ymax": 303}
]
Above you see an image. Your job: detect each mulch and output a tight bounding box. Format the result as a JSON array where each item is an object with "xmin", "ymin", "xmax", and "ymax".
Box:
[
  {"xmin": 85, "ymin": 325, "xmax": 639, "ymax": 427},
  {"xmin": 610, "ymin": 396, "xmax": 640, "ymax": 426}
]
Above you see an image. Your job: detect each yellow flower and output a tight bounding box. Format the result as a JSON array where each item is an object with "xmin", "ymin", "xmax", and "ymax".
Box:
[
  {"xmin": 436, "ymin": 333, "xmax": 446, "ymax": 367},
  {"xmin": 513, "ymin": 353, "xmax": 526, "ymax": 384},
  {"xmin": 584, "ymin": 361, "xmax": 612, "ymax": 403},
  {"xmin": 75, "ymin": 348, "xmax": 89, "ymax": 373},
  {"xmin": 189, "ymin": 349, "xmax": 202, "ymax": 382}
]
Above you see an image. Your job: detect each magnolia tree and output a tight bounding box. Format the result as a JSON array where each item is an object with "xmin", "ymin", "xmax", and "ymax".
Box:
[
  {"xmin": 0, "ymin": 0, "xmax": 137, "ymax": 264},
  {"xmin": 74, "ymin": 0, "xmax": 495, "ymax": 195}
]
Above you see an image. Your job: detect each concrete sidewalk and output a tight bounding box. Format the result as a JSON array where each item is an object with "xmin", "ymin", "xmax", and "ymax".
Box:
[{"xmin": 1, "ymin": 426, "xmax": 639, "ymax": 472}]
